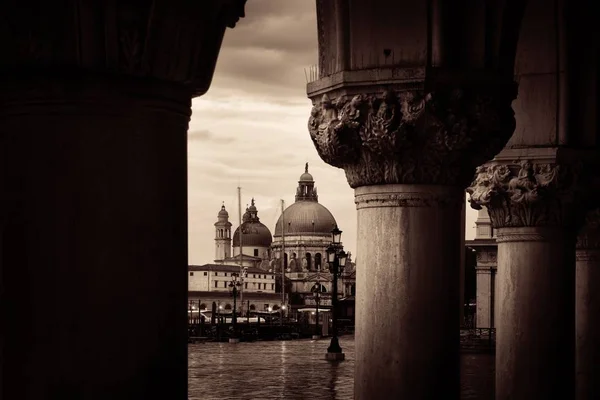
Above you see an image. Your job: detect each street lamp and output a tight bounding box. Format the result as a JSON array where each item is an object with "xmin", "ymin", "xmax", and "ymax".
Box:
[
  {"xmin": 228, "ymin": 272, "xmax": 242, "ymax": 343},
  {"xmin": 281, "ymin": 304, "xmax": 287, "ymax": 325},
  {"xmin": 325, "ymin": 225, "xmax": 347, "ymax": 361}
]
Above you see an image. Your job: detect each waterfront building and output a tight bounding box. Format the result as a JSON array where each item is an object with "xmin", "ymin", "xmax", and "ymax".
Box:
[{"xmin": 188, "ymin": 264, "xmax": 275, "ymax": 294}]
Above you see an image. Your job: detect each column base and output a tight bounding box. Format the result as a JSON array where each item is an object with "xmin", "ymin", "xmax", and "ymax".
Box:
[
  {"xmin": 228, "ymin": 338, "xmax": 240, "ymax": 344},
  {"xmin": 325, "ymin": 352, "xmax": 346, "ymax": 362}
]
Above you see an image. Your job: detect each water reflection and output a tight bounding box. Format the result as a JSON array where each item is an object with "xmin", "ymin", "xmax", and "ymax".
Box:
[
  {"xmin": 188, "ymin": 336, "xmax": 494, "ymax": 400},
  {"xmin": 280, "ymin": 341, "xmax": 287, "ymax": 399}
]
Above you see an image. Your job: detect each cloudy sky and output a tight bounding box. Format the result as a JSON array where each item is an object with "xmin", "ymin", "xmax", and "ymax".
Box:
[{"xmin": 187, "ymin": 0, "xmax": 478, "ymax": 265}]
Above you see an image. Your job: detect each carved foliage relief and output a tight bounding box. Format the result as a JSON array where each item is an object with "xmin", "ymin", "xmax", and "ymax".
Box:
[
  {"xmin": 307, "ymin": 85, "xmax": 516, "ymax": 188},
  {"xmin": 475, "ymin": 249, "xmax": 498, "ymax": 265},
  {"xmin": 467, "ymin": 160, "xmax": 583, "ymax": 228}
]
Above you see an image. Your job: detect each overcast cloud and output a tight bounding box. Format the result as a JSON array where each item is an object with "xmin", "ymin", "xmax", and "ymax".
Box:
[{"xmin": 188, "ymin": 0, "xmax": 477, "ymax": 265}]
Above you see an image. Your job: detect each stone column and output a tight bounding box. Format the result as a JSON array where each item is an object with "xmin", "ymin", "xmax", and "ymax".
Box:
[
  {"xmin": 0, "ymin": 2, "xmax": 246, "ymax": 399},
  {"xmin": 308, "ymin": 78, "xmax": 517, "ymax": 399},
  {"xmin": 576, "ymin": 209, "xmax": 600, "ymax": 400},
  {"xmin": 355, "ymin": 184, "xmax": 464, "ymax": 396},
  {"xmin": 474, "ymin": 249, "xmax": 497, "ymax": 328},
  {"xmin": 468, "ymin": 160, "xmax": 583, "ymax": 400}
]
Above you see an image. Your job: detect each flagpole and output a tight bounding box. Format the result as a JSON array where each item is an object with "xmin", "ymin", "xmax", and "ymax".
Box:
[
  {"xmin": 238, "ymin": 186, "xmax": 244, "ymax": 318},
  {"xmin": 281, "ymin": 199, "xmax": 286, "ymax": 325}
]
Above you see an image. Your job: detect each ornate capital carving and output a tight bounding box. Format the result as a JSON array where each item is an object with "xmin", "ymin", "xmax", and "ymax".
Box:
[
  {"xmin": 307, "ymin": 81, "xmax": 517, "ymax": 188},
  {"xmin": 0, "ymin": 0, "xmax": 247, "ymax": 96},
  {"xmin": 475, "ymin": 250, "xmax": 498, "ymax": 264},
  {"xmin": 467, "ymin": 160, "xmax": 584, "ymax": 229},
  {"xmin": 577, "ymin": 209, "xmax": 600, "ymax": 250}
]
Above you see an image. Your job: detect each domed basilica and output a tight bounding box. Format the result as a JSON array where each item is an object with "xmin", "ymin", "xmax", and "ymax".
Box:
[
  {"xmin": 211, "ymin": 164, "xmax": 356, "ymax": 315},
  {"xmin": 271, "ymin": 163, "xmax": 338, "ymax": 273},
  {"xmin": 214, "ymin": 164, "xmax": 344, "ymax": 272}
]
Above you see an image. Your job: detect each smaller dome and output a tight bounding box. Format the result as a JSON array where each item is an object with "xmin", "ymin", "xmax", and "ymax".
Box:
[
  {"xmin": 299, "ymin": 172, "xmax": 313, "ymax": 182},
  {"xmin": 218, "ymin": 204, "xmax": 228, "ymax": 217},
  {"xmin": 299, "ymin": 162, "xmax": 313, "ymax": 182},
  {"xmin": 248, "ymin": 198, "xmax": 258, "ymax": 212},
  {"xmin": 233, "ymin": 223, "xmax": 272, "ymax": 247}
]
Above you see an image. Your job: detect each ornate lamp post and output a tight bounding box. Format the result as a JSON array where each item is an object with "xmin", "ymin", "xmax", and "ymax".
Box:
[
  {"xmin": 228, "ymin": 272, "xmax": 242, "ymax": 343},
  {"xmin": 326, "ymin": 225, "xmax": 348, "ymax": 361}
]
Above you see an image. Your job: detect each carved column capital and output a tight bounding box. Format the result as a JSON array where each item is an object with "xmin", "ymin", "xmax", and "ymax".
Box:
[
  {"xmin": 307, "ymin": 78, "xmax": 517, "ymax": 188},
  {"xmin": 467, "ymin": 160, "xmax": 585, "ymax": 229},
  {"xmin": 0, "ymin": 0, "xmax": 247, "ymax": 96}
]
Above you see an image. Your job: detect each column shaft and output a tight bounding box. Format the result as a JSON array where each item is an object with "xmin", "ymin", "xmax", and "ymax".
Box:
[
  {"xmin": 495, "ymin": 227, "xmax": 575, "ymax": 400},
  {"xmin": 475, "ymin": 268, "xmax": 492, "ymax": 328},
  {"xmin": 576, "ymin": 248, "xmax": 600, "ymax": 400},
  {"xmin": 354, "ymin": 184, "xmax": 462, "ymax": 399},
  {"xmin": 0, "ymin": 72, "xmax": 190, "ymax": 399}
]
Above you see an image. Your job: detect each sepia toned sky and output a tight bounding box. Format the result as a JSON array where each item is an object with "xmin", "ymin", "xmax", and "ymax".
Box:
[{"xmin": 187, "ymin": 0, "xmax": 478, "ymax": 265}]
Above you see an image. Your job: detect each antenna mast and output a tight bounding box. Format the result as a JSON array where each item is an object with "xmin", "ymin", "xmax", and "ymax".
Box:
[{"xmin": 238, "ymin": 186, "xmax": 244, "ymax": 317}]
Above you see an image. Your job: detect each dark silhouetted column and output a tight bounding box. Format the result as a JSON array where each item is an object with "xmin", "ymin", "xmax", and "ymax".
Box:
[
  {"xmin": 0, "ymin": 1, "xmax": 246, "ymax": 399},
  {"xmin": 576, "ymin": 209, "xmax": 600, "ymax": 400}
]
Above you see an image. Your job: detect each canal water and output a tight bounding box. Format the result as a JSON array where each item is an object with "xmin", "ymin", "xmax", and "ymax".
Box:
[{"xmin": 189, "ymin": 336, "xmax": 494, "ymax": 399}]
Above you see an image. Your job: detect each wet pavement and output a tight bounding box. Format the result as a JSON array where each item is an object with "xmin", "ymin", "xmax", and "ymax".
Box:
[{"xmin": 189, "ymin": 336, "xmax": 494, "ymax": 399}]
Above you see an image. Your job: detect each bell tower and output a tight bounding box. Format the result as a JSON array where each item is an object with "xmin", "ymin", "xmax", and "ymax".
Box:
[{"xmin": 214, "ymin": 202, "xmax": 232, "ymax": 262}]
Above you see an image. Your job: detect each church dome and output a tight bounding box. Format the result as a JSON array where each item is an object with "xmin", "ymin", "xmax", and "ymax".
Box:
[
  {"xmin": 233, "ymin": 198, "xmax": 272, "ymax": 247},
  {"xmin": 299, "ymin": 172, "xmax": 313, "ymax": 182},
  {"xmin": 276, "ymin": 163, "xmax": 337, "ymax": 236},
  {"xmin": 274, "ymin": 201, "xmax": 337, "ymax": 237},
  {"xmin": 233, "ymin": 222, "xmax": 273, "ymax": 247}
]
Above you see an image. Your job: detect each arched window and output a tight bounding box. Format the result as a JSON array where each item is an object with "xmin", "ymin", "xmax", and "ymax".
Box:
[
  {"xmin": 311, "ymin": 282, "xmax": 327, "ymax": 293},
  {"xmin": 250, "ymin": 304, "xmax": 256, "ymax": 311},
  {"xmin": 315, "ymin": 253, "xmax": 322, "ymax": 269},
  {"xmin": 306, "ymin": 253, "xmax": 312, "ymax": 270},
  {"xmin": 224, "ymin": 304, "xmax": 232, "ymax": 310}
]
